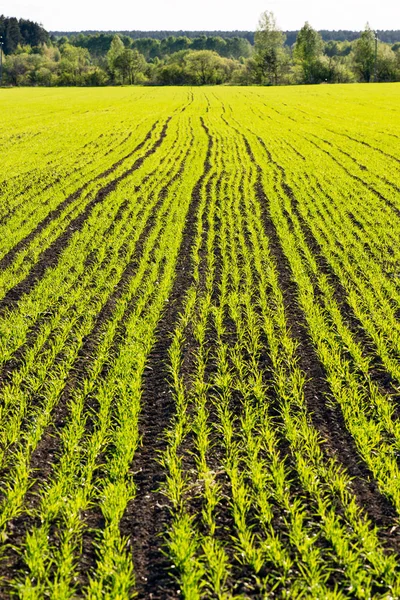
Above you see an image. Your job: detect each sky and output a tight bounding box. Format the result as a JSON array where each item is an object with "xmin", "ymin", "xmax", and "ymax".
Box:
[{"xmin": 2, "ymin": 0, "xmax": 400, "ymax": 32}]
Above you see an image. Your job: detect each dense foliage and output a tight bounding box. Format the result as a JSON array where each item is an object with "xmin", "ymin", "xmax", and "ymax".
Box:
[
  {"xmin": 1, "ymin": 15, "xmax": 400, "ymax": 86},
  {"xmin": 0, "ymin": 15, "xmax": 49, "ymax": 53},
  {"xmin": 51, "ymin": 28, "xmax": 400, "ymax": 45},
  {"xmin": 52, "ymin": 29, "xmax": 257, "ymax": 44}
]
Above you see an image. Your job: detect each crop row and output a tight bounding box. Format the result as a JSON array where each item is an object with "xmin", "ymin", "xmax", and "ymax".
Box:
[
  {"xmin": 0, "ymin": 85, "xmax": 400, "ymax": 598},
  {"xmin": 161, "ymin": 91, "xmax": 400, "ymax": 599}
]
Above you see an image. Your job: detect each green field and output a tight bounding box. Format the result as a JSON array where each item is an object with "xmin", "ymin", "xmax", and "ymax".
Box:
[{"xmin": 1, "ymin": 84, "xmax": 400, "ymax": 599}]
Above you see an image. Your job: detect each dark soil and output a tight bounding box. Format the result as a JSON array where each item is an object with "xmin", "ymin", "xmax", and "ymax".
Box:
[
  {"xmin": 330, "ymin": 129, "xmax": 400, "ymax": 166},
  {"xmin": 306, "ymin": 136, "xmax": 400, "ymax": 217},
  {"xmin": 0, "ymin": 118, "xmax": 175, "ymax": 598},
  {"xmin": 1, "ymin": 110, "xmax": 400, "ymax": 599},
  {"xmin": 256, "ymin": 135, "xmax": 400, "ymax": 404},
  {"xmin": 119, "ymin": 118, "xmax": 213, "ymax": 600},
  {"xmin": 244, "ymin": 136, "xmax": 400, "ymax": 553},
  {"xmin": 0, "ymin": 122, "xmax": 160, "ymax": 273},
  {"xmin": 0, "ymin": 118, "xmax": 170, "ymax": 316}
]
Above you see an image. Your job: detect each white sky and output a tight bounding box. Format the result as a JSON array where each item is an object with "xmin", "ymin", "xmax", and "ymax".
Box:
[{"xmin": 3, "ymin": 0, "xmax": 400, "ymax": 32}]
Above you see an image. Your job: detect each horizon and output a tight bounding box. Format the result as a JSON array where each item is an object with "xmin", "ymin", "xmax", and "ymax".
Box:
[
  {"xmin": 46, "ymin": 27, "xmax": 400, "ymax": 34},
  {"xmin": 2, "ymin": 0, "xmax": 399, "ymax": 34}
]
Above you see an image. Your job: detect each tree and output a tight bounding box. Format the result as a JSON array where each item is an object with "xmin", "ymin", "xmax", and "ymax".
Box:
[
  {"xmin": 133, "ymin": 38, "xmax": 161, "ymax": 60},
  {"xmin": 375, "ymin": 45, "xmax": 399, "ymax": 81},
  {"xmin": 324, "ymin": 40, "xmax": 352, "ymax": 58},
  {"xmin": 18, "ymin": 18, "xmax": 48, "ymax": 46},
  {"xmin": 114, "ymin": 49, "xmax": 146, "ymax": 84},
  {"xmin": 294, "ymin": 22, "xmax": 324, "ymax": 62},
  {"xmin": 160, "ymin": 36, "xmax": 191, "ymax": 56},
  {"xmin": 352, "ymin": 24, "xmax": 376, "ymax": 82},
  {"xmin": 5, "ymin": 17, "xmax": 21, "ymax": 54},
  {"xmin": 293, "ymin": 22, "xmax": 324, "ymax": 83},
  {"xmin": 191, "ymin": 36, "xmax": 208, "ymax": 51},
  {"xmin": 4, "ymin": 53, "xmax": 29, "ymax": 84},
  {"xmin": 224, "ymin": 37, "xmax": 252, "ymax": 60},
  {"xmin": 205, "ymin": 36, "xmax": 226, "ymax": 55},
  {"xmin": 107, "ymin": 35, "xmax": 125, "ymax": 82},
  {"xmin": 254, "ymin": 11, "xmax": 286, "ymax": 85},
  {"xmin": 58, "ymin": 43, "xmax": 90, "ymax": 85},
  {"xmin": 184, "ymin": 50, "xmax": 223, "ymax": 84},
  {"xmin": 154, "ymin": 63, "xmax": 186, "ymax": 85}
]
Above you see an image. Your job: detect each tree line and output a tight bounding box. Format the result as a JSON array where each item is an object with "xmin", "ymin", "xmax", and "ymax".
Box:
[
  {"xmin": 51, "ymin": 29, "xmax": 400, "ymax": 46},
  {"xmin": 1, "ymin": 13, "xmax": 400, "ymax": 86},
  {"xmin": 0, "ymin": 15, "xmax": 49, "ymax": 54},
  {"xmin": 60, "ymin": 33, "xmax": 253, "ymax": 60},
  {"xmin": 52, "ymin": 30, "xmax": 257, "ymax": 44}
]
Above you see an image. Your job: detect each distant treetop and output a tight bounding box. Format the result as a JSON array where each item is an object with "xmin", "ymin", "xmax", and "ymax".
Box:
[
  {"xmin": 0, "ymin": 15, "xmax": 49, "ymax": 53},
  {"xmin": 49, "ymin": 29, "xmax": 400, "ymax": 46},
  {"xmin": 2, "ymin": 17, "xmax": 400, "ymax": 56}
]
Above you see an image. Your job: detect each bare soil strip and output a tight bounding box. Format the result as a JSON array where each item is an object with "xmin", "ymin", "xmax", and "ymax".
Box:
[
  {"xmin": 121, "ymin": 119, "xmax": 213, "ymax": 600},
  {"xmin": 243, "ymin": 138, "xmax": 400, "ymax": 549},
  {"xmin": 256, "ymin": 135, "xmax": 400, "ymax": 402},
  {"xmin": 0, "ymin": 141, "xmax": 192, "ymax": 596}
]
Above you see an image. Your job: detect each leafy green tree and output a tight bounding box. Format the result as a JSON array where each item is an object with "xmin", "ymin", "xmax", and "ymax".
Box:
[
  {"xmin": 58, "ymin": 43, "xmax": 90, "ymax": 85},
  {"xmin": 205, "ymin": 36, "xmax": 227, "ymax": 55},
  {"xmin": 395, "ymin": 45, "xmax": 400, "ymax": 74},
  {"xmin": 133, "ymin": 38, "xmax": 161, "ymax": 60},
  {"xmin": 184, "ymin": 50, "xmax": 223, "ymax": 84},
  {"xmin": 107, "ymin": 35, "xmax": 124, "ymax": 82},
  {"xmin": 352, "ymin": 24, "xmax": 376, "ymax": 82},
  {"xmin": 228, "ymin": 59, "xmax": 256, "ymax": 85},
  {"xmin": 80, "ymin": 34, "xmax": 116, "ymax": 57},
  {"xmin": 320, "ymin": 53, "xmax": 355, "ymax": 83},
  {"xmin": 164, "ymin": 50, "xmax": 189, "ymax": 69},
  {"xmin": 294, "ymin": 22, "xmax": 324, "ymax": 62},
  {"xmin": 375, "ymin": 44, "xmax": 399, "ymax": 81},
  {"xmin": 293, "ymin": 22, "xmax": 324, "ymax": 83},
  {"xmin": 324, "ymin": 40, "xmax": 352, "ymax": 57},
  {"xmin": 224, "ymin": 37, "xmax": 252, "ymax": 60},
  {"xmin": 56, "ymin": 36, "xmax": 69, "ymax": 47},
  {"xmin": 160, "ymin": 36, "xmax": 191, "ymax": 56},
  {"xmin": 18, "ymin": 18, "xmax": 48, "ymax": 46},
  {"xmin": 114, "ymin": 49, "xmax": 146, "ymax": 84},
  {"xmin": 62, "ymin": 44, "xmax": 90, "ymax": 73},
  {"xmin": 218, "ymin": 57, "xmax": 239, "ymax": 82},
  {"xmin": 154, "ymin": 63, "xmax": 186, "ymax": 85},
  {"xmin": 191, "ymin": 36, "xmax": 208, "ymax": 51},
  {"xmin": 83, "ymin": 66, "xmax": 108, "ymax": 86},
  {"xmin": 41, "ymin": 43, "xmax": 61, "ymax": 63},
  {"xmin": 254, "ymin": 11, "xmax": 286, "ymax": 84},
  {"xmin": 4, "ymin": 53, "xmax": 29, "ymax": 84},
  {"xmin": 36, "ymin": 66, "xmax": 54, "ymax": 85}
]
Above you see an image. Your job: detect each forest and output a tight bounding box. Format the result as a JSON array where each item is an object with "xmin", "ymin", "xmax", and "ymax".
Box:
[{"xmin": 1, "ymin": 14, "xmax": 400, "ymax": 86}]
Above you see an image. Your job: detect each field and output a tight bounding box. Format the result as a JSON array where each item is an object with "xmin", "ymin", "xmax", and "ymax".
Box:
[{"xmin": 1, "ymin": 83, "xmax": 400, "ymax": 599}]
